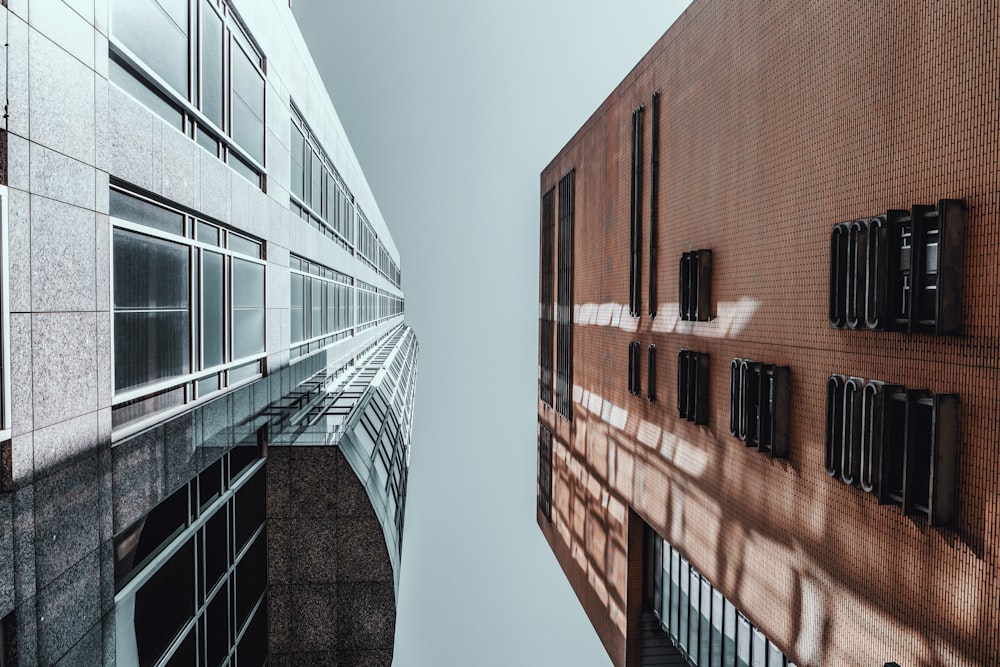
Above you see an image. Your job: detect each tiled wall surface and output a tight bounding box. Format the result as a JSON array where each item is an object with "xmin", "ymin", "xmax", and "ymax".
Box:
[
  {"xmin": 0, "ymin": 0, "xmax": 409, "ymax": 664},
  {"xmin": 538, "ymin": 1, "xmax": 1000, "ymax": 665}
]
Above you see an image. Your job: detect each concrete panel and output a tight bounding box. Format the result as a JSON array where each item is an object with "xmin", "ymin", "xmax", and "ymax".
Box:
[
  {"xmin": 31, "ymin": 311, "xmax": 98, "ymax": 429},
  {"xmin": 30, "ymin": 195, "xmax": 97, "ymax": 312},
  {"xmin": 29, "ymin": 142, "xmax": 96, "ymax": 210},
  {"xmin": 28, "ymin": 28, "xmax": 95, "ymax": 164}
]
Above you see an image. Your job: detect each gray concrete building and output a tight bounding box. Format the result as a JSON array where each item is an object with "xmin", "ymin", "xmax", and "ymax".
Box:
[{"xmin": 0, "ymin": 0, "xmax": 418, "ymax": 664}]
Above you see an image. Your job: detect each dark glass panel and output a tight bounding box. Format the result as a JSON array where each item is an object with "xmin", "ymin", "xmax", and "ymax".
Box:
[
  {"xmin": 134, "ymin": 539, "xmax": 195, "ymax": 667},
  {"xmin": 114, "ymin": 229, "xmax": 189, "ymax": 308},
  {"xmin": 163, "ymin": 626, "xmax": 196, "ymax": 667},
  {"xmin": 236, "ymin": 596, "xmax": 268, "ymax": 667},
  {"xmin": 203, "ymin": 507, "xmax": 228, "ymax": 599},
  {"xmin": 114, "ymin": 311, "xmax": 190, "ymax": 391},
  {"xmin": 234, "ymin": 467, "xmax": 265, "ymax": 553},
  {"xmin": 206, "ymin": 580, "xmax": 230, "ymax": 667},
  {"xmin": 198, "ymin": 221, "xmax": 220, "ymax": 246},
  {"xmin": 235, "ymin": 531, "xmax": 266, "ymax": 630},
  {"xmin": 199, "ymin": 458, "xmax": 224, "ymax": 512},
  {"xmin": 114, "ymin": 482, "xmax": 189, "ymax": 592}
]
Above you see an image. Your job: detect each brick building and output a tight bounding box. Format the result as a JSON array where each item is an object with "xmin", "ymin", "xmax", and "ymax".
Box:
[{"xmin": 536, "ymin": 1, "xmax": 998, "ymax": 665}]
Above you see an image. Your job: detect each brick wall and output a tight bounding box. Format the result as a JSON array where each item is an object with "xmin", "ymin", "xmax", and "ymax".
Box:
[{"xmin": 538, "ymin": 0, "xmax": 1000, "ymax": 665}]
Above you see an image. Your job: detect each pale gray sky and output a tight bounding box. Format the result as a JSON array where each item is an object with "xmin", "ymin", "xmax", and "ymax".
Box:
[{"xmin": 289, "ymin": 2, "xmax": 691, "ymax": 665}]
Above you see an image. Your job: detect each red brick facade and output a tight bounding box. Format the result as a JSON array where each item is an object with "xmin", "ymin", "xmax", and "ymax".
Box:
[{"xmin": 537, "ymin": 1, "xmax": 1000, "ymax": 665}]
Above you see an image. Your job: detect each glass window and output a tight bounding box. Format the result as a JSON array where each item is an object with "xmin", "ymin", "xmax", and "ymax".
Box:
[
  {"xmin": 133, "ymin": 539, "xmax": 195, "ymax": 667},
  {"xmin": 111, "ymin": 190, "xmax": 184, "ymax": 236},
  {"xmin": 232, "ymin": 259, "xmax": 265, "ymax": 359},
  {"xmin": 113, "ymin": 230, "xmax": 190, "ymax": 392},
  {"xmin": 200, "ymin": 1, "xmax": 224, "ymax": 128},
  {"xmin": 231, "ymin": 42, "xmax": 264, "ymax": 164},
  {"xmin": 291, "ymin": 125, "xmax": 305, "ymax": 201},
  {"xmin": 110, "ymin": 58, "xmax": 184, "ymax": 130},
  {"xmin": 202, "ymin": 251, "xmax": 225, "ymax": 369},
  {"xmin": 112, "ymin": 0, "xmax": 189, "ymax": 95}
]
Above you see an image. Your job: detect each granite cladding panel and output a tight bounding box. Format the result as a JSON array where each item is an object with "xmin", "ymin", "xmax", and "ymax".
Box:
[
  {"xmin": 30, "ymin": 311, "xmax": 97, "ymax": 429},
  {"xmin": 29, "ymin": 195, "xmax": 97, "ymax": 312},
  {"xmin": 32, "ymin": 452, "xmax": 100, "ymax": 586},
  {"xmin": 28, "ymin": 28, "xmax": 95, "ymax": 164}
]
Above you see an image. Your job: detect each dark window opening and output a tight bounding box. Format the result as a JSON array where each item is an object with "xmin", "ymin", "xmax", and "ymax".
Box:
[
  {"xmin": 629, "ymin": 104, "xmax": 644, "ymax": 317},
  {"xmin": 648, "ymin": 92, "xmax": 660, "ymax": 318},
  {"xmin": 628, "ymin": 341, "xmax": 641, "ymax": 397},
  {"xmin": 539, "ymin": 188, "xmax": 555, "ymax": 407},
  {"xmin": 677, "ymin": 350, "xmax": 709, "ymax": 425},
  {"xmin": 647, "ymin": 345, "xmax": 657, "ymax": 402},
  {"xmin": 537, "ymin": 426, "xmax": 553, "ymax": 521},
  {"xmin": 831, "ymin": 200, "xmax": 964, "ymax": 334},
  {"xmin": 730, "ymin": 358, "xmax": 790, "ymax": 458},
  {"xmin": 679, "ymin": 250, "xmax": 712, "ymax": 321},
  {"xmin": 555, "ymin": 170, "xmax": 575, "ymax": 421},
  {"xmin": 827, "ymin": 375, "xmax": 959, "ymax": 527}
]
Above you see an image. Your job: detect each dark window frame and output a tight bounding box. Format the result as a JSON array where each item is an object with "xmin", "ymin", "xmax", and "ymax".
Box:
[
  {"xmin": 628, "ymin": 341, "xmax": 641, "ymax": 397},
  {"xmin": 539, "ymin": 188, "xmax": 555, "ymax": 407},
  {"xmin": 646, "ymin": 344, "xmax": 656, "ymax": 402},
  {"xmin": 729, "ymin": 358, "xmax": 790, "ymax": 458},
  {"xmin": 648, "ymin": 92, "xmax": 660, "ymax": 318},
  {"xmin": 555, "ymin": 170, "xmax": 575, "ymax": 421},
  {"xmin": 826, "ymin": 375, "xmax": 959, "ymax": 527},
  {"xmin": 629, "ymin": 104, "xmax": 644, "ymax": 318},
  {"xmin": 679, "ymin": 250, "xmax": 712, "ymax": 321},
  {"xmin": 677, "ymin": 349, "xmax": 709, "ymax": 425},
  {"xmin": 830, "ymin": 200, "xmax": 965, "ymax": 334},
  {"xmin": 537, "ymin": 426, "xmax": 553, "ymax": 521}
]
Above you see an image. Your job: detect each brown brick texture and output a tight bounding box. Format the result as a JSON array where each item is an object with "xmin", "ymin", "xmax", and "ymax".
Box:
[{"xmin": 537, "ymin": 1, "xmax": 1000, "ymax": 666}]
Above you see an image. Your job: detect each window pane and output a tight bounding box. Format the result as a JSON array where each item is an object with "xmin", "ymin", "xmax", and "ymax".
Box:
[
  {"xmin": 232, "ymin": 44, "xmax": 264, "ymax": 163},
  {"xmin": 115, "ymin": 311, "xmax": 190, "ymax": 391},
  {"xmin": 291, "ymin": 273, "xmax": 304, "ymax": 343},
  {"xmin": 291, "ymin": 125, "xmax": 305, "ymax": 200},
  {"xmin": 311, "ymin": 151, "xmax": 322, "ymax": 211},
  {"xmin": 235, "ymin": 531, "xmax": 266, "ymax": 630},
  {"xmin": 228, "ymin": 233, "xmax": 262, "ymax": 258},
  {"xmin": 133, "ymin": 539, "xmax": 195, "ymax": 667},
  {"xmin": 112, "ymin": 0, "xmax": 189, "ymax": 95},
  {"xmin": 206, "ymin": 580, "xmax": 230, "ymax": 666},
  {"xmin": 111, "ymin": 191, "xmax": 184, "ymax": 236},
  {"xmin": 234, "ymin": 467, "xmax": 265, "ymax": 552},
  {"xmin": 198, "ymin": 221, "xmax": 220, "ymax": 246},
  {"xmin": 110, "ymin": 58, "xmax": 184, "ymax": 130},
  {"xmin": 202, "ymin": 251, "xmax": 224, "ymax": 368},
  {"xmin": 114, "ymin": 229, "xmax": 189, "ymax": 309},
  {"xmin": 200, "ymin": 1, "xmax": 224, "ymax": 128},
  {"xmin": 233, "ymin": 309, "xmax": 264, "ymax": 359},
  {"xmin": 236, "ymin": 595, "xmax": 267, "ymax": 667},
  {"xmin": 229, "ymin": 360, "xmax": 260, "ymax": 384},
  {"xmin": 232, "ymin": 259, "xmax": 264, "ymax": 309}
]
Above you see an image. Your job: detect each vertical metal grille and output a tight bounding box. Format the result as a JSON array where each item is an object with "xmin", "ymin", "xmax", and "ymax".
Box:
[
  {"xmin": 555, "ymin": 170, "xmax": 575, "ymax": 421},
  {"xmin": 539, "ymin": 188, "xmax": 555, "ymax": 407},
  {"xmin": 629, "ymin": 105, "xmax": 644, "ymax": 317}
]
